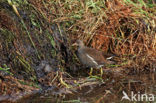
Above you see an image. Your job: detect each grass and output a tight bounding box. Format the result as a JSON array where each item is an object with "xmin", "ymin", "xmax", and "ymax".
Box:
[
  {"xmin": 0, "ymin": 0, "xmax": 155, "ymax": 83},
  {"xmin": 62, "ymin": 99, "xmax": 82, "ymax": 103},
  {"xmin": 35, "ymin": 0, "xmax": 156, "ymax": 87},
  {"xmin": 0, "ymin": 0, "xmax": 155, "ymax": 78},
  {"xmin": 0, "ymin": 64, "xmax": 13, "ymax": 75},
  {"xmin": 0, "ymin": 0, "xmax": 156, "ymax": 102},
  {"xmin": 18, "ymin": 80, "xmax": 40, "ymax": 88}
]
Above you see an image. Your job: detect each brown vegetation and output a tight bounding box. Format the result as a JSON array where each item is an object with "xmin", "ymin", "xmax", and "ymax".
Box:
[{"xmin": 0, "ymin": 0, "xmax": 156, "ymax": 102}]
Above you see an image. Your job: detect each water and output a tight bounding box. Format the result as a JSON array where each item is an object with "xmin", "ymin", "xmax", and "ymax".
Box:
[{"xmin": 16, "ymin": 73, "xmax": 156, "ymax": 103}]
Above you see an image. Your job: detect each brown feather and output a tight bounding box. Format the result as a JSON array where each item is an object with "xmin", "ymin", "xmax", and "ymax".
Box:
[{"xmin": 76, "ymin": 40, "xmax": 115, "ymax": 68}]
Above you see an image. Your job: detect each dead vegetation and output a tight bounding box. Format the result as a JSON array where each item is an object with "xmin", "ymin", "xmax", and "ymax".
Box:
[{"xmin": 0, "ymin": 0, "xmax": 156, "ymax": 102}]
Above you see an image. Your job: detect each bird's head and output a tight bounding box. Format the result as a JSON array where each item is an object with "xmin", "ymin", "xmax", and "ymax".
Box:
[{"xmin": 72, "ymin": 40, "xmax": 84, "ymax": 48}]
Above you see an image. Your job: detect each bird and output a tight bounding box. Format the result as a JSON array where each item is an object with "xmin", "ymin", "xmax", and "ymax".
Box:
[{"xmin": 72, "ymin": 40, "xmax": 116, "ymax": 69}]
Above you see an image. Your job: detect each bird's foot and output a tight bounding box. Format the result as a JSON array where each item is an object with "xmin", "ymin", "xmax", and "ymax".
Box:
[
  {"xmin": 89, "ymin": 67, "xmax": 93, "ymax": 76},
  {"xmin": 100, "ymin": 68, "xmax": 103, "ymax": 77}
]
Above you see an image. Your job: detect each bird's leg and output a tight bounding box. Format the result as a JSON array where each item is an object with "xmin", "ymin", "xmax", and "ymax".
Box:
[
  {"xmin": 89, "ymin": 67, "xmax": 93, "ymax": 76},
  {"xmin": 100, "ymin": 67, "xmax": 103, "ymax": 77}
]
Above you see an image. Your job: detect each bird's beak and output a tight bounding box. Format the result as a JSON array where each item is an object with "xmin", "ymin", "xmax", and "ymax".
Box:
[{"xmin": 72, "ymin": 42, "xmax": 78, "ymax": 46}]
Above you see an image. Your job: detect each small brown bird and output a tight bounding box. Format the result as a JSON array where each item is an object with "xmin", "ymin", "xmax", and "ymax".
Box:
[{"xmin": 73, "ymin": 40, "xmax": 116, "ymax": 69}]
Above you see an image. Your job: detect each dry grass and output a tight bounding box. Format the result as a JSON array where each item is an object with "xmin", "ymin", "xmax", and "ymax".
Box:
[
  {"xmin": 0, "ymin": 0, "xmax": 156, "ymax": 102},
  {"xmin": 0, "ymin": 0, "xmax": 155, "ymax": 80},
  {"xmin": 32, "ymin": 0, "xmax": 156, "ymax": 72}
]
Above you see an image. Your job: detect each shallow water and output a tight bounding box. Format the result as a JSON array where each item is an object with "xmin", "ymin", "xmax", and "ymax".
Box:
[{"xmin": 16, "ymin": 73, "xmax": 156, "ymax": 103}]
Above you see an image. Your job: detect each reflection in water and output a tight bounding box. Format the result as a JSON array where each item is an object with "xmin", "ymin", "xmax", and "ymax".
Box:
[{"xmin": 17, "ymin": 73, "xmax": 156, "ymax": 103}]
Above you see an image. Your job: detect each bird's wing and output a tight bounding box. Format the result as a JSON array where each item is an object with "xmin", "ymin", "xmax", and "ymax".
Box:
[{"xmin": 83, "ymin": 47, "xmax": 107, "ymax": 65}]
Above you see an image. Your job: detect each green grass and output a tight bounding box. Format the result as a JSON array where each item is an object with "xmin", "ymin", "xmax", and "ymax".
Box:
[{"xmin": 0, "ymin": 64, "xmax": 13, "ymax": 75}]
